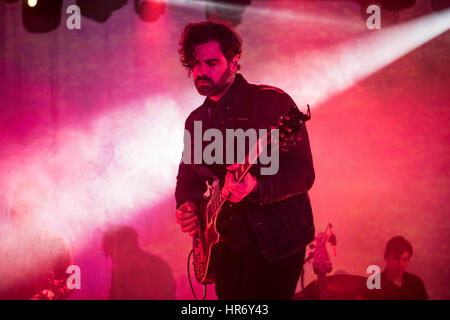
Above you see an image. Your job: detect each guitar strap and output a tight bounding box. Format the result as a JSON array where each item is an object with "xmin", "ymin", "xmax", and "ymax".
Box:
[{"xmin": 196, "ymin": 83, "xmax": 257, "ymax": 180}]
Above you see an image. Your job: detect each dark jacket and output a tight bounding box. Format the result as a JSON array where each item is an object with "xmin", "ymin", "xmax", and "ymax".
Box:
[
  {"xmin": 175, "ymin": 74, "xmax": 315, "ymax": 262},
  {"xmin": 365, "ymin": 270, "xmax": 428, "ymax": 300}
]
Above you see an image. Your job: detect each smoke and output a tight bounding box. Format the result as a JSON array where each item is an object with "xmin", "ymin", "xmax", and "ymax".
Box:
[{"xmin": 0, "ymin": 95, "xmax": 187, "ymax": 244}]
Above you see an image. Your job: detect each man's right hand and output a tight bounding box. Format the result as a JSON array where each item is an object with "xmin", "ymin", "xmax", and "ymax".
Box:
[{"xmin": 175, "ymin": 201, "xmax": 199, "ymax": 236}]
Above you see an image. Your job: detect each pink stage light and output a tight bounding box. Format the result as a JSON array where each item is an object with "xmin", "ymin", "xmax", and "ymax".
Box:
[{"xmin": 260, "ymin": 8, "xmax": 450, "ymax": 108}]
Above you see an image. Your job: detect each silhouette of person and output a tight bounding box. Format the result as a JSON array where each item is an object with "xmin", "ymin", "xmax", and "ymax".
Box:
[
  {"xmin": 366, "ymin": 235, "xmax": 428, "ymax": 300},
  {"xmin": 0, "ymin": 183, "xmax": 73, "ymax": 300},
  {"xmin": 102, "ymin": 226, "xmax": 175, "ymax": 300}
]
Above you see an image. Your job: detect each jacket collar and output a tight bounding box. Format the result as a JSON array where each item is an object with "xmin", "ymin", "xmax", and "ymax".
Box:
[{"xmin": 204, "ymin": 73, "xmax": 247, "ymax": 111}]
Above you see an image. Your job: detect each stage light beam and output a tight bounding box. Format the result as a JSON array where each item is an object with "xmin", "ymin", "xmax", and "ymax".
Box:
[{"xmin": 261, "ymin": 8, "xmax": 450, "ymax": 109}]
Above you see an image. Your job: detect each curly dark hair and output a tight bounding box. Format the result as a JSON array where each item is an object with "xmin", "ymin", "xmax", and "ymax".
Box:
[
  {"xmin": 384, "ymin": 236, "xmax": 413, "ymax": 259},
  {"xmin": 178, "ymin": 20, "xmax": 243, "ymax": 76}
]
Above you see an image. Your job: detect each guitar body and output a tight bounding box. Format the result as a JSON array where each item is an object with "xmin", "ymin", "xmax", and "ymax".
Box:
[
  {"xmin": 192, "ymin": 178, "xmax": 229, "ymax": 284},
  {"xmin": 192, "ymin": 233, "xmax": 226, "ymax": 284}
]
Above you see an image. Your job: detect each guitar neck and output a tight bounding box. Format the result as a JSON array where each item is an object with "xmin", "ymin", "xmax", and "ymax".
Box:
[
  {"xmin": 232, "ymin": 126, "xmax": 277, "ymax": 183},
  {"xmin": 208, "ymin": 107, "xmax": 308, "ymax": 213},
  {"xmin": 209, "ymin": 129, "xmax": 275, "ymax": 213}
]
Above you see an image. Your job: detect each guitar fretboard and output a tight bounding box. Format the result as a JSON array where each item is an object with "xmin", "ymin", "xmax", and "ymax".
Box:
[{"xmin": 205, "ymin": 128, "xmax": 277, "ymax": 221}]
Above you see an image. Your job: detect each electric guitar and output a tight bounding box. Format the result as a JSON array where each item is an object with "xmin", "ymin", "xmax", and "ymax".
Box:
[{"xmin": 192, "ymin": 105, "xmax": 311, "ymax": 284}]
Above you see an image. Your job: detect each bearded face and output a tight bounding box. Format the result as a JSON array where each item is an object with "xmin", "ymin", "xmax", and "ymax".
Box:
[{"xmin": 191, "ymin": 40, "xmax": 237, "ymax": 99}]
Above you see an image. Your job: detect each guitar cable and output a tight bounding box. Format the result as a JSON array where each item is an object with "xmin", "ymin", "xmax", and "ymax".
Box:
[{"xmin": 187, "ymin": 249, "xmax": 207, "ymax": 300}]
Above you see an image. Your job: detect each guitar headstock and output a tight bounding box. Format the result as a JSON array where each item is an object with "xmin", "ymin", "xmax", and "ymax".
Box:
[{"xmin": 273, "ymin": 105, "xmax": 311, "ymax": 151}]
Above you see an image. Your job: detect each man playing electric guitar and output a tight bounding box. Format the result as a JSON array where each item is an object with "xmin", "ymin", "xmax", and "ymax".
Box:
[{"xmin": 175, "ymin": 21, "xmax": 315, "ymax": 300}]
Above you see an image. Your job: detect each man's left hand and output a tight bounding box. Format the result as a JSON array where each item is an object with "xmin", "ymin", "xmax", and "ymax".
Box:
[{"xmin": 221, "ymin": 164, "xmax": 258, "ymax": 203}]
